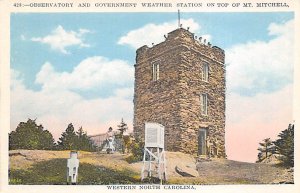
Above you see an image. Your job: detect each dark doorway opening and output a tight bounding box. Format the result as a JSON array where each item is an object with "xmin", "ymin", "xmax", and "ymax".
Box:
[{"xmin": 198, "ymin": 128, "xmax": 207, "ymax": 155}]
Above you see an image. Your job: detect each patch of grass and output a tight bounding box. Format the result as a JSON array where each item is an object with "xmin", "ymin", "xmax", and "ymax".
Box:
[
  {"xmin": 125, "ymin": 154, "xmax": 142, "ymax": 163},
  {"xmin": 9, "ymin": 158, "xmax": 141, "ymax": 185},
  {"xmin": 9, "ymin": 158, "xmax": 66, "ymax": 185},
  {"xmin": 78, "ymin": 163, "xmax": 141, "ymax": 185},
  {"xmin": 273, "ymin": 162, "xmax": 293, "ymax": 169}
]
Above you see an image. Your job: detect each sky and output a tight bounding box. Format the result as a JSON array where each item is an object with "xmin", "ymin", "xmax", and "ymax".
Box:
[{"xmin": 10, "ymin": 12, "xmax": 294, "ymax": 162}]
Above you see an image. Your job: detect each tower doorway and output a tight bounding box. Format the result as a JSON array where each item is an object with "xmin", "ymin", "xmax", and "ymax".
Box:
[{"xmin": 198, "ymin": 128, "xmax": 207, "ymax": 155}]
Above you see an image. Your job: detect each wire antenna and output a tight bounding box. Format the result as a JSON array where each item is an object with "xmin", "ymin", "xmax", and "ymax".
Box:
[{"xmin": 178, "ymin": 9, "xmax": 181, "ymax": 28}]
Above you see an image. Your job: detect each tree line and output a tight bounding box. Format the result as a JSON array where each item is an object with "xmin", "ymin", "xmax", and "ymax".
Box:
[
  {"xmin": 256, "ymin": 123, "xmax": 294, "ymax": 167},
  {"xmin": 9, "ymin": 119, "xmax": 97, "ymax": 151}
]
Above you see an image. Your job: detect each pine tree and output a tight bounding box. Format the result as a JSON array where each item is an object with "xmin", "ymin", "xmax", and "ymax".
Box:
[
  {"xmin": 116, "ymin": 118, "xmax": 129, "ymax": 153},
  {"xmin": 273, "ymin": 124, "xmax": 294, "ymax": 167},
  {"xmin": 257, "ymin": 138, "xmax": 274, "ymax": 162},
  {"xmin": 117, "ymin": 118, "xmax": 128, "ymax": 136},
  {"xmin": 57, "ymin": 123, "xmax": 78, "ymax": 150},
  {"xmin": 76, "ymin": 126, "xmax": 96, "ymax": 151}
]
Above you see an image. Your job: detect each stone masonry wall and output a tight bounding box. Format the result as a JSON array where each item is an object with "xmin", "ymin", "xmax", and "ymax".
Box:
[
  {"xmin": 177, "ymin": 42, "xmax": 226, "ymax": 157},
  {"xmin": 133, "ymin": 28, "xmax": 226, "ymax": 157},
  {"xmin": 134, "ymin": 44, "xmax": 184, "ymax": 151}
]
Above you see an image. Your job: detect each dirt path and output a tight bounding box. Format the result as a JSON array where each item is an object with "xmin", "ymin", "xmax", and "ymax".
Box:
[{"xmin": 196, "ymin": 159, "xmax": 293, "ymax": 184}]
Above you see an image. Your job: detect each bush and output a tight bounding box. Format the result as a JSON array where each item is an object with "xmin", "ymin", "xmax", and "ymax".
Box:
[
  {"xmin": 125, "ymin": 140, "xmax": 144, "ymax": 163},
  {"xmin": 9, "ymin": 119, "xmax": 55, "ymax": 150}
]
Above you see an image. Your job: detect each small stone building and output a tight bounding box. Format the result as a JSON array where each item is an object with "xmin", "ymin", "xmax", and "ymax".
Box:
[{"xmin": 133, "ymin": 27, "xmax": 226, "ymax": 157}]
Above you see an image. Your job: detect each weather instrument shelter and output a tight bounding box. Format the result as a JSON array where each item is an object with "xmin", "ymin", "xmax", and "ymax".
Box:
[{"xmin": 141, "ymin": 122, "xmax": 167, "ymax": 181}]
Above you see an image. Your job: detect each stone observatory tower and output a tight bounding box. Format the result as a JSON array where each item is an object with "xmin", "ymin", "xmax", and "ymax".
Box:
[{"xmin": 133, "ymin": 27, "xmax": 226, "ymax": 158}]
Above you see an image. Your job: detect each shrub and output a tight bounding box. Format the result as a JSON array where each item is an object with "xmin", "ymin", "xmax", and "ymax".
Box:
[{"xmin": 125, "ymin": 140, "xmax": 144, "ymax": 163}]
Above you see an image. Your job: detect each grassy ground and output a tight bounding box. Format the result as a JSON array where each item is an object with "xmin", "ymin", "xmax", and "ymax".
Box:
[
  {"xmin": 9, "ymin": 150, "xmax": 293, "ymax": 185},
  {"xmin": 9, "ymin": 158, "xmax": 141, "ymax": 185}
]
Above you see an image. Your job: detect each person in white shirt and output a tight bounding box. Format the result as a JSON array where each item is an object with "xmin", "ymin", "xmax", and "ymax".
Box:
[{"xmin": 106, "ymin": 127, "xmax": 115, "ymax": 153}]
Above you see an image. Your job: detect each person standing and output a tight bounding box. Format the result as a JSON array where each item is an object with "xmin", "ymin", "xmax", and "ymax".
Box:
[{"xmin": 106, "ymin": 127, "xmax": 115, "ymax": 153}]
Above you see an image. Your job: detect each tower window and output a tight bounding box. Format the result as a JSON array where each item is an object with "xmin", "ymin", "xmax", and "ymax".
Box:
[
  {"xmin": 152, "ymin": 61, "xmax": 160, "ymax": 81},
  {"xmin": 202, "ymin": 62, "xmax": 209, "ymax": 82},
  {"xmin": 200, "ymin": 94, "xmax": 208, "ymax": 115}
]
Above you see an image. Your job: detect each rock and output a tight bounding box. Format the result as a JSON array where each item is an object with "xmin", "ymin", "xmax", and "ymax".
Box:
[
  {"xmin": 9, "ymin": 152, "xmax": 26, "ymax": 157},
  {"xmin": 175, "ymin": 166, "xmax": 195, "ymax": 177},
  {"xmin": 260, "ymin": 154, "xmax": 281, "ymax": 164}
]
